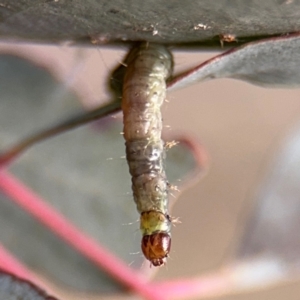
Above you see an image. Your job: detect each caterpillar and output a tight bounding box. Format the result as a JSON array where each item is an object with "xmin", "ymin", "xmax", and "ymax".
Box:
[
  {"xmin": 122, "ymin": 43, "xmax": 173, "ymax": 266},
  {"xmin": 0, "ymin": 42, "xmax": 175, "ymax": 267}
]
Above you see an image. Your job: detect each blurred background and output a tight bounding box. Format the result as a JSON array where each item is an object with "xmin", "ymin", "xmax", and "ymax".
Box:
[{"xmin": 1, "ymin": 42, "xmax": 300, "ymax": 299}]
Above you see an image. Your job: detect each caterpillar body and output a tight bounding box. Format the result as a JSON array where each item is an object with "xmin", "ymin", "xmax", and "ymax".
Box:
[{"xmin": 122, "ymin": 43, "xmax": 173, "ymax": 266}]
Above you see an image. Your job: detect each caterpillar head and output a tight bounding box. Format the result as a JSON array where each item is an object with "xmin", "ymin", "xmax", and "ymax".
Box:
[{"xmin": 141, "ymin": 232, "xmax": 171, "ymax": 267}]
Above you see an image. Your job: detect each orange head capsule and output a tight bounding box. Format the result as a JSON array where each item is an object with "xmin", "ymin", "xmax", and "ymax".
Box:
[{"xmin": 141, "ymin": 232, "xmax": 171, "ymax": 267}]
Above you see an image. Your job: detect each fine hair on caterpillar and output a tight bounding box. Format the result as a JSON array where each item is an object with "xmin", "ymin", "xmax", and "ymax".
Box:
[{"xmin": 122, "ymin": 43, "xmax": 173, "ymax": 266}]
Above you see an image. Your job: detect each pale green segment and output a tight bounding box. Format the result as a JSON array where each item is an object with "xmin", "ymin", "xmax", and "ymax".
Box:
[{"xmin": 140, "ymin": 211, "xmax": 171, "ymax": 236}]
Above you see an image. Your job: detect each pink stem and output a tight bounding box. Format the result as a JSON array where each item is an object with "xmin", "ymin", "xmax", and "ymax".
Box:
[{"xmin": 0, "ymin": 243, "xmax": 45, "ymax": 288}]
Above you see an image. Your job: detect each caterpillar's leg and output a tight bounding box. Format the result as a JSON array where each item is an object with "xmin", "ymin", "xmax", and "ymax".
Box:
[{"xmin": 0, "ymin": 100, "xmax": 121, "ymax": 165}]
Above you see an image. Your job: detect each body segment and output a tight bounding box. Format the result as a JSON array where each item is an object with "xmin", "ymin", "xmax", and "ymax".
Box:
[{"xmin": 122, "ymin": 43, "xmax": 173, "ymax": 266}]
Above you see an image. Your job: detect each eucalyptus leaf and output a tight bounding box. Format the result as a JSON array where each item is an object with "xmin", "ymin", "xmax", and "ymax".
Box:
[
  {"xmin": 169, "ymin": 34, "xmax": 300, "ymax": 91},
  {"xmin": 0, "ymin": 270, "xmax": 59, "ymax": 300},
  {"xmin": 0, "ymin": 1, "xmax": 299, "ymax": 45}
]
